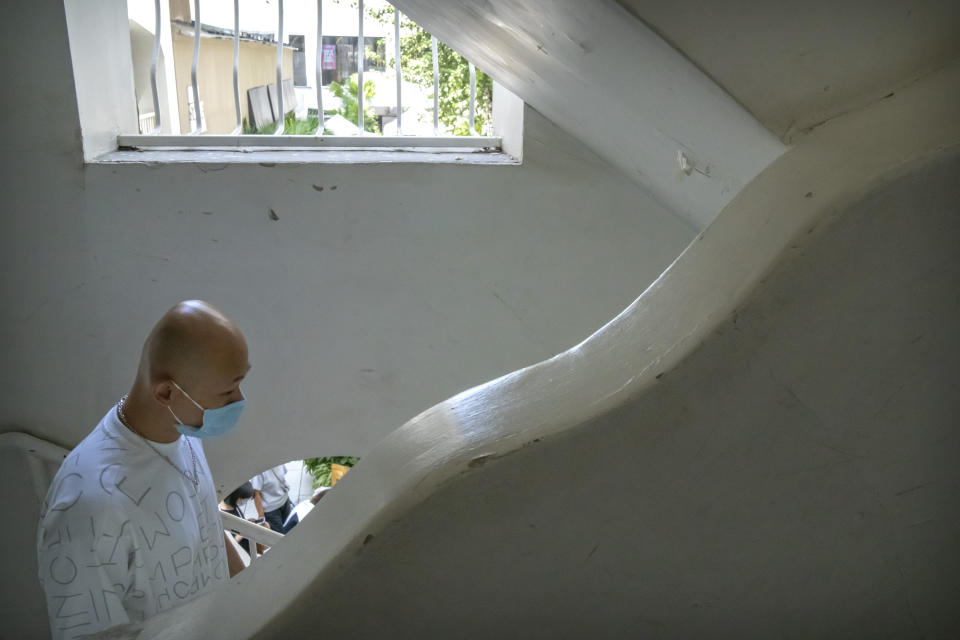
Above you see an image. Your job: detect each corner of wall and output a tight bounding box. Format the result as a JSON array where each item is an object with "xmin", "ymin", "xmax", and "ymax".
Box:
[
  {"xmin": 63, "ymin": 0, "xmax": 138, "ymax": 160},
  {"xmin": 492, "ymin": 81, "xmax": 524, "ymax": 162}
]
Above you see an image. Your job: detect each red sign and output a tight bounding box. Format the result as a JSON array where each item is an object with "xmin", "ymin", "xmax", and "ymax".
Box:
[{"xmin": 321, "ymin": 44, "xmax": 336, "ymax": 70}]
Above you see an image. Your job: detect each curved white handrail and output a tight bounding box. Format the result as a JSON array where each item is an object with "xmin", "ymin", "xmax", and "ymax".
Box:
[
  {"xmin": 0, "ymin": 431, "xmax": 70, "ymax": 463},
  {"xmin": 220, "ymin": 510, "xmax": 285, "ymax": 549},
  {"xmin": 0, "ymin": 431, "xmax": 69, "ymax": 504}
]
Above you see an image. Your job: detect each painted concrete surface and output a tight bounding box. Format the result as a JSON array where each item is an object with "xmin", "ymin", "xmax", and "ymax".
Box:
[
  {"xmin": 276, "ymin": 152, "xmax": 959, "ymax": 639},
  {"xmin": 64, "ymin": 0, "xmax": 139, "ymax": 159},
  {"xmin": 0, "ymin": 98, "xmax": 694, "ymax": 500},
  {"xmin": 133, "ymin": 59, "xmax": 960, "ymax": 640},
  {"xmin": 0, "ymin": 4, "xmax": 694, "ymax": 635},
  {"xmin": 390, "ymin": 0, "xmax": 787, "ymax": 229},
  {"xmin": 0, "ymin": 439, "xmax": 64, "ymax": 640},
  {"xmin": 617, "ymin": 0, "xmax": 960, "ymax": 142},
  {"xmin": 5, "ymin": 0, "xmax": 958, "ymax": 637},
  {"xmin": 98, "ymin": 147, "xmax": 518, "ymax": 164}
]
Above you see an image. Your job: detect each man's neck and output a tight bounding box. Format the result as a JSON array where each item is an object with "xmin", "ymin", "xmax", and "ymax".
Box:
[{"xmin": 121, "ymin": 387, "xmax": 182, "ymax": 444}]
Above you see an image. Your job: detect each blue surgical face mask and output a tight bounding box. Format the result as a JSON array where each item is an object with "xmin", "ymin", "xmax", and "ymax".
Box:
[{"xmin": 168, "ymin": 380, "xmax": 245, "ymax": 439}]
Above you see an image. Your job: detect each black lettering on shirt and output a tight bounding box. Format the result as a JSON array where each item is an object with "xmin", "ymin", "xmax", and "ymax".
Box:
[
  {"xmin": 139, "ymin": 512, "xmax": 171, "ymax": 551},
  {"xmin": 49, "ymin": 556, "xmax": 78, "ymax": 586}
]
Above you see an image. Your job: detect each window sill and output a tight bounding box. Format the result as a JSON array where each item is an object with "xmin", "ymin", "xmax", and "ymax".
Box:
[{"xmin": 94, "ymin": 146, "xmax": 519, "ymax": 166}]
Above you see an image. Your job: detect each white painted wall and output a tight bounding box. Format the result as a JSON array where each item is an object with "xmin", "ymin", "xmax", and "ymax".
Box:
[
  {"xmin": 298, "ymin": 153, "xmax": 960, "ymax": 640},
  {"xmin": 271, "ymin": 150, "xmax": 960, "ymax": 637},
  {"xmin": 11, "ymin": 103, "xmax": 685, "ymax": 443},
  {"xmin": 64, "ymin": 0, "xmax": 139, "ymax": 159},
  {"xmin": 134, "ymin": 59, "xmax": 960, "ymax": 640},
  {"xmin": 616, "ymin": 0, "xmax": 960, "ymax": 142},
  {"xmin": 0, "ymin": 6, "xmax": 693, "ymax": 634},
  {"xmin": 3, "ymin": 97, "xmax": 693, "ymax": 492},
  {"xmin": 10, "ymin": 2, "xmax": 953, "ymax": 637},
  {"xmin": 493, "ymin": 81, "xmax": 524, "ymax": 161},
  {"xmin": 0, "ymin": 440, "xmax": 62, "ymax": 640}
]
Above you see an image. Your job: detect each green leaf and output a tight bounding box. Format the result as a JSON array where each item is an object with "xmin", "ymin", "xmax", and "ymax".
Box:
[
  {"xmin": 303, "ymin": 456, "xmax": 360, "ymax": 489},
  {"xmin": 330, "ymin": 74, "xmax": 381, "ymax": 134}
]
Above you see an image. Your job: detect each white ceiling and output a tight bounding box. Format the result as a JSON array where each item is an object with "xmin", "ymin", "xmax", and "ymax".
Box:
[
  {"xmin": 391, "ymin": 0, "xmax": 788, "ymax": 229},
  {"xmin": 390, "ymin": 0, "xmax": 958, "ymax": 227},
  {"xmin": 616, "ymin": 0, "xmax": 960, "ymax": 141}
]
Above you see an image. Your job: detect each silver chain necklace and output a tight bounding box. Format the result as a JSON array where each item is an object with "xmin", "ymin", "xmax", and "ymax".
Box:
[{"xmin": 117, "ymin": 395, "xmax": 200, "ymax": 490}]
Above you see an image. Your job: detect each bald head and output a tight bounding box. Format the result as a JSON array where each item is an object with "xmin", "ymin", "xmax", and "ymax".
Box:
[{"xmin": 141, "ymin": 300, "xmax": 248, "ymax": 389}]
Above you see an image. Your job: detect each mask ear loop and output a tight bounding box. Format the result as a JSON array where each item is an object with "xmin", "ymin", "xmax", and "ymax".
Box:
[
  {"xmin": 168, "ymin": 380, "xmax": 207, "ymax": 427},
  {"xmin": 167, "ymin": 405, "xmax": 187, "ymax": 426},
  {"xmin": 170, "ymin": 379, "xmax": 207, "ymax": 411}
]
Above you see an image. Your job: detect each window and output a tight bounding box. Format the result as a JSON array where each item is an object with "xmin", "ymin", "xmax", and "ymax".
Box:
[{"xmin": 65, "ymin": 0, "xmax": 523, "ymax": 163}]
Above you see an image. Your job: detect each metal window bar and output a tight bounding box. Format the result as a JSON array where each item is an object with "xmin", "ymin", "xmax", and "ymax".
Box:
[
  {"xmin": 149, "ymin": 0, "xmax": 162, "ymax": 133},
  {"xmin": 274, "ymin": 0, "xmax": 285, "ymax": 135},
  {"xmin": 190, "ymin": 0, "xmax": 202, "ymax": 133},
  {"xmin": 468, "ymin": 61, "xmax": 476, "ymax": 134},
  {"xmin": 431, "ymin": 35, "xmax": 439, "ymax": 135},
  {"xmin": 357, "ymin": 0, "xmax": 364, "ymax": 133},
  {"xmin": 315, "ymin": 0, "xmax": 324, "ymax": 135},
  {"xmin": 134, "ymin": 0, "xmax": 499, "ymax": 147},
  {"xmin": 231, "ymin": 0, "xmax": 241, "ymax": 134},
  {"xmin": 139, "ymin": 112, "xmax": 157, "ymax": 134},
  {"xmin": 394, "ymin": 6, "xmax": 402, "ymax": 135}
]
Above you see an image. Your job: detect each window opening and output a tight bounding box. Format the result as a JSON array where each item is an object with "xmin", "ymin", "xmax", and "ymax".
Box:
[
  {"xmin": 221, "ymin": 457, "xmax": 358, "ymax": 566},
  {"xmin": 121, "ymin": 0, "xmax": 502, "ymax": 151}
]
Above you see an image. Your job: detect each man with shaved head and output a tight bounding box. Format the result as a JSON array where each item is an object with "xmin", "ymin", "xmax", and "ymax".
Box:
[{"xmin": 37, "ymin": 301, "xmax": 250, "ymax": 640}]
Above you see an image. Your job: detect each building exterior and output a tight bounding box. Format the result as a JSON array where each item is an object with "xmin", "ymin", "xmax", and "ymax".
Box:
[{"xmin": 128, "ymin": 0, "xmax": 294, "ymax": 134}]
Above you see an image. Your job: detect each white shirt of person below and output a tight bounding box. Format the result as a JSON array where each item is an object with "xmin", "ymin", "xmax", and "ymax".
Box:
[
  {"xmin": 250, "ymin": 464, "xmax": 297, "ymax": 534},
  {"xmin": 37, "ymin": 300, "xmax": 251, "ymax": 640}
]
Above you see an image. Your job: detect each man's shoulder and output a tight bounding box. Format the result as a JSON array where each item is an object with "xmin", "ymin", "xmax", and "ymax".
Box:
[
  {"xmin": 38, "ymin": 469, "xmax": 131, "ymax": 552},
  {"xmin": 43, "ymin": 411, "xmax": 143, "ymax": 514},
  {"xmin": 42, "ymin": 458, "xmax": 132, "ymax": 521}
]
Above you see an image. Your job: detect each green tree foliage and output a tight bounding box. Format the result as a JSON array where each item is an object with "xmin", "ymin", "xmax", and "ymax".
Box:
[
  {"xmin": 243, "ymin": 110, "xmax": 321, "ymax": 135},
  {"xmin": 303, "ymin": 456, "xmax": 360, "ymax": 488},
  {"xmin": 366, "ymin": 5, "xmax": 493, "ymax": 135},
  {"xmin": 329, "ymin": 73, "xmax": 381, "ymax": 134}
]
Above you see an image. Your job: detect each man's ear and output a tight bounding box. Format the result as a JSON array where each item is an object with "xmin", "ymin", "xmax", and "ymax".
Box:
[{"xmin": 153, "ymin": 381, "xmax": 174, "ymax": 406}]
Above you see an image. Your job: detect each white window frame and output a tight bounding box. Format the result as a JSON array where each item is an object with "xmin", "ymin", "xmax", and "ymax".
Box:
[{"xmin": 64, "ymin": 0, "xmax": 523, "ymax": 165}]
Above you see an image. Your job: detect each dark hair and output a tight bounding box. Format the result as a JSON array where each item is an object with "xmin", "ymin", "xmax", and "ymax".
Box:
[{"xmin": 223, "ymin": 481, "xmax": 255, "ymax": 509}]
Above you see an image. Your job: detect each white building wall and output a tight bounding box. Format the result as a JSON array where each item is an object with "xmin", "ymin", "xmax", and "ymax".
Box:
[
  {"xmin": 0, "ymin": 0, "xmax": 694, "ymax": 513},
  {"xmin": 3, "ymin": 2, "xmax": 689, "ymax": 635}
]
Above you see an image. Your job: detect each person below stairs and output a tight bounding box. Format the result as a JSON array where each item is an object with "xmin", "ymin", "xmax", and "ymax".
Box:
[{"xmin": 250, "ymin": 463, "xmax": 297, "ymax": 534}]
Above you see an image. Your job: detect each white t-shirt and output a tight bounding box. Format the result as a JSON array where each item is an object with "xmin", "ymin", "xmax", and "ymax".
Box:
[
  {"xmin": 250, "ymin": 464, "xmax": 289, "ymax": 512},
  {"xmin": 37, "ymin": 408, "xmax": 228, "ymax": 640}
]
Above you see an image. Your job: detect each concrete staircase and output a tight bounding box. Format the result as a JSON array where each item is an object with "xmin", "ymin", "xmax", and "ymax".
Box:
[{"xmin": 134, "ymin": 50, "xmax": 960, "ymax": 640}]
